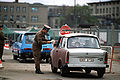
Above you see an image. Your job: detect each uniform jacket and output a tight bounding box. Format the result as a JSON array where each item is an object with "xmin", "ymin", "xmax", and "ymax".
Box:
[{"xmin": 33, "ymin": 30, "xmax": 49, "ymax": 50}]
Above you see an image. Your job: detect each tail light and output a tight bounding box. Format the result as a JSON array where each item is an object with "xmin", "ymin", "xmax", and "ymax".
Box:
[
  {"xmin": 104, "ymin": 52, "xmax": 108, "ymax": 64},
  {"xmin": 43, "ymin": 48, "xmax": 51, "ymax": 50},
  {"xmin": 24, "ymin": 48, "xmax": 32, "ymax": 50},
  {"xmin": 66, "ymin": 51, "xmax": 69, "ymax": 64}
]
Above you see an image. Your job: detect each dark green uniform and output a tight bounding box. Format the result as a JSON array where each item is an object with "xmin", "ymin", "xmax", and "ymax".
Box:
[
  {"xmin": 32, "ymin": 30, "xmax": 48, "ymax": 70},
  {"xmin": 0, "ymin": 31, "xmax": 6, "ymax": 60}
]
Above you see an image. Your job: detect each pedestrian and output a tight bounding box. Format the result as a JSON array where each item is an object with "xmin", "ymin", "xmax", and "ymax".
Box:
[
  {"xmin": 0, "ymin": 25, "xmax": 7, "ymax": 62},
  {"xmin": 32, "ymin": 24, "xmax": 51, "ymax": 74}
]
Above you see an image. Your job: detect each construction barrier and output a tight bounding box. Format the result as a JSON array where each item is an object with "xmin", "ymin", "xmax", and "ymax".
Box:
[
  {"xmin": 109, "ymin": 46, "xmax": 120, "ymax": 72},
  {"xmin": 0, "ymin": 59, "xmax": 4, "ymax": 69},
  {"xmin": 4, "ymin": 40, "xmax": 9, "ymax": 49}
]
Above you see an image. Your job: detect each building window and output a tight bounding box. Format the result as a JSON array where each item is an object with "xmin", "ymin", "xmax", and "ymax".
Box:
[
  {"xmin": 4, "ymin": 15, "xmax": 7, "ymax": 21},
  {"xmin": 0, "ymin": 6, "xmax": 1, "ymax": 12},
  {"xmin": 113, "ymin": 7, "xmax": 115, "ymax": 13},
  {"xmin": 22, "ymin": 7, "xmax": 26, "ymax": 13},
  {"xmin": 100, "ymin": 9, "xmax": 102, "ymax": 13},
  {"xmin": 10, "ymin": 15, "xmax": 14, "ymax": 21},
  {"xmin": 31, "ymin": 16, "xmax": 38, "ymax": 22},
  {"xmin": 4, "ymin": 6, "xmax": 8, "ymax": 12},
  {"xmin": 32, "ymin": 7, "xmax": 38, "ymax": 13},
  {"xmin": 103, "ymin": 8, "xmax": 105, "ymax": 13},
  {"xmin": 0, "ymin": 15, "xmax": 1, "ymax": 21},
  {"xmin": 116, "ymin": 7, "xmax": 119, "ymax": 13},
  {"xmin": 10, "ymin": 6, "xmax": 14, "ymax": 13},
  {"xmin": 16, "ymin": 7, "xmax": 20, "ymax": 13},
  {"xmin": 16, "ymin": 15, "xmax": 20, "ymax": 21},
  {"xmin": 109, "ymin": 8, "xmax": 111, "ymax": 13},
  {"xmin": 22, "ymin": 16, "xmax": 26, "ymax": 21},
  {"xmin": 106, "ymin": 8, "xmax": 108, "ymax": 13}
]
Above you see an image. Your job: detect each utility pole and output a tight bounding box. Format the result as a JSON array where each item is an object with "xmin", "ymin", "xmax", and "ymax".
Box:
[
  {"xmin": 111, "ymin": 23, "xmax": 114, "ymax": 47},
  {"xmin": 74, "ymin": 0, "xmax": 77, "ymax": 32}
]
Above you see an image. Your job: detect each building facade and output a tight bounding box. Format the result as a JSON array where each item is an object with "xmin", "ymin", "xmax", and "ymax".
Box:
[
  {"xmin": 88, "ymin": 0, "xmax": 120, "ymax": 27},
  {"xmin": 48, "ymin": 5, "xmax": 70, "ymax": 28},
  {"xmin": 0, "ymin": 1, "xmax": 48, "ymax": 28}
]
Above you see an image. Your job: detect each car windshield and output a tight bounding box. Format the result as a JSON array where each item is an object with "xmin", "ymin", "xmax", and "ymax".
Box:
[
  {"xmin": 25, "ymin": 34, "xmax": 35, "ymax": 44},
  {"xmin": 67, "ymin": 36, "xmax": 100, "ymax": 49},
  {"xmin": 25, "ymin": 33, "xmax": 50, "ymax": 44}
]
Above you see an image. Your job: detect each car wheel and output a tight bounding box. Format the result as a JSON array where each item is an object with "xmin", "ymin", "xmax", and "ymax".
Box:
[
  {"xmin": 13, "ymin": 54, "xmax": 18, "ymax": 60},
  {"xmin": 51, "ymin": 63, "xmax": 57, "ymax": 73},
  {"xmin": 46, "ymin": 58, "xmax": 50, "ymax": 63},
  {"xmin": 60, "ymin": 65, "xmax": 69, "ymax": 76},
  {"xmin": 97, "ymin": 68, "xmax": 105, "ymax": 78},
  {"xmin": 85, "ymin": 69, "xmax": 91, "ymax": 74},
  {"xmin": 60, "ymin": 66, "xmax": 69, "ymax": 76}
]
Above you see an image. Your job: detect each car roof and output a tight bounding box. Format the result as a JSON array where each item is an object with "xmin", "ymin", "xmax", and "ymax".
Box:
[{"xmin": 61, "ymin": 33, "xmax": 98, "ymax": 38}]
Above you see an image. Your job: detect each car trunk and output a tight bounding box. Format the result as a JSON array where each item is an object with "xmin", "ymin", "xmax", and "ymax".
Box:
[{"xmin": 67, "ymin": 48, "xmax": 106, "ymax": 67}]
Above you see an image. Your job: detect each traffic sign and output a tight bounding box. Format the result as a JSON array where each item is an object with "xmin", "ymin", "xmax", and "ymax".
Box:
[{"xmin": 60, "ymin": 24, "xmax": 71, "ymax": 35}]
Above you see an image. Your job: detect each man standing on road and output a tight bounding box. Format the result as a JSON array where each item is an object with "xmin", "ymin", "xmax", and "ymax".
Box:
[
  {"xmin": 32, "ymin": 24, "xmax": 51, "ymax": 74},
  {"xmin": 0, "ymin": 25, "xmax": 7, "ymax": 62}
]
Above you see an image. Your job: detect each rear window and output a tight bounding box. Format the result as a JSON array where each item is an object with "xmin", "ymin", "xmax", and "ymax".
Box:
[
  {"xmin": 25, "ymin": 34, "xmax": 35, "ymax": 44},
  {"xmin": 67, "ymin": 36, "xmax": 100, "ymax": 49}
]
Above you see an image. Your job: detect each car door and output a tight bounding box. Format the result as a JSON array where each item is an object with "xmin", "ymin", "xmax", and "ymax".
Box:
[{"xmin": 52, "ymin": 37, "xmax": 63, "ymax": 67}]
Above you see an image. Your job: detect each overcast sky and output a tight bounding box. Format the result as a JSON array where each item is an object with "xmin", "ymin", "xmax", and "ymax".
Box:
[{"xmin": 0, "ymin": 0, "xmax": 110, "ymax": 6}]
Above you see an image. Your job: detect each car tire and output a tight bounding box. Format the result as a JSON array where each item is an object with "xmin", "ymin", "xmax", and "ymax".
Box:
[
  {"xmin": 85, "ymin": 69, "xmax": 91, "ymax": 74},
  {"xmin": 60, "ymin": 66, "xmax": 69, "ymax": 77},
  {"xmin": 97, "ymin": 68, "xmax": 105, "ymax": 78},
  {"xmin": 13, "ymin": 54, "xmax": 18, "ymax": 60},
  {"xmin": 46, "ymin": 58, "xmax": 49, "ymax": 63},
  {"xmin": 51, "ymin": 63, "xmax": 57, "ymax": 73}
]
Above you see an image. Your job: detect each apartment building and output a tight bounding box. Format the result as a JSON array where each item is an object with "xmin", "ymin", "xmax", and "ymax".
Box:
[
  {"xmin": 0, "ymin": 1, "xmax": 48, "ymax": 28},
  {"xmin": 88, "ymin": 0, "xmax": 120, "ymax": 26},
  {"xmin": 48, "ymin": 5, "xmax": 70, "ymax": 28}
]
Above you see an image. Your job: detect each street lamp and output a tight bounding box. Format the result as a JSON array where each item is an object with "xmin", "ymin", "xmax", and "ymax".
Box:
[{"xmin": 74, "ymin": 0, "xmax": 77, "ymax": 32}]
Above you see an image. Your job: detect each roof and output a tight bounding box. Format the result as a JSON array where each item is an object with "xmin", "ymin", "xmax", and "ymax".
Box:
[
  {"xmin": 87, "ymin": 1, "xmax": 120, "ymax": 4},
  {"xmin": 61, "ymin": 33, "xmax": 98, "ymax": 38}
]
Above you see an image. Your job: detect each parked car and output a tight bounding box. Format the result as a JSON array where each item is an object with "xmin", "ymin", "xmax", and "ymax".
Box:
[
  {"xmin": 50, "ymin": 33, "xmax": 109, "ymax": 77},
  {"xmin": 12, "ymin": 32, "xmax": 53, "ymax": 62}
]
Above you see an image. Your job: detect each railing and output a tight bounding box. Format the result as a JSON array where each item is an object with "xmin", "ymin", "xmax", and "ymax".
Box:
[{"xmin": 109, "ymin": 46, "xmax": 120, "ymax": 72}]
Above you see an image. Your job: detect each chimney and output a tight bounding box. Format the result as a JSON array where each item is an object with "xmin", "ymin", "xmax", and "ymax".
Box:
[{"xmin": 15, "ymin": 0, "xmax": 18, "ymax": 3}]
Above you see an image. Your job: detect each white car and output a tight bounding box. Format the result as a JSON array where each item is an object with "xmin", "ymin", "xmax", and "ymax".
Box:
[{"xmin": 50, "ymin": 33, "xmax": 109, "ymax": 77}]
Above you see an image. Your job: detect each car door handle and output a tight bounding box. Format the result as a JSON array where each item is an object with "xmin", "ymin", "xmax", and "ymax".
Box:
[{"xmin": 56, "ymin": 50, "xmax": 58, "ymax": 52}]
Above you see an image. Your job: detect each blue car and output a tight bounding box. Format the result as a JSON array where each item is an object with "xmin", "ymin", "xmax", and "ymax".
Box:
[{"xmin": 12, "ymin": 32, "xmax": 53, "ymax": 63}]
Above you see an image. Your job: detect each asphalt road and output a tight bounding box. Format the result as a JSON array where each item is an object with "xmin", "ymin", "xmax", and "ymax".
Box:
[{"xmin": 0, "ymin": 49, "xmax": 120, "ymax": 80}]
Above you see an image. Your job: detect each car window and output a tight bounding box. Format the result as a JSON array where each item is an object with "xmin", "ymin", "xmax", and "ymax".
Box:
[
  {"xmin": 57, "ymin": 37, "xmax": 63, "ymax": 48},
  {"xmin": 61, "ymin": 38, "xmax": 66, "ymax": 48},
  {"xmin": 19, "ymin": 34, "xmax": 23, "ymax": 43},
  {"xmin": 67, "ymin": 36, "xmax": 100, "ymax": 49},
  {"xmin": 25, "ymin": 34, "xmax": 35, "ymax": 44}
]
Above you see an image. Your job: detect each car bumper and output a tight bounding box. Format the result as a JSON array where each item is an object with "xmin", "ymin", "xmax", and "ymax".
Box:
[{"xmin": 67, "ymin": 64, "xmax": 109, "ymax": 68}]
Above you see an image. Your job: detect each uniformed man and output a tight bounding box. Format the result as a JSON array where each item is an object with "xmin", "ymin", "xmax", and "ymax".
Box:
[
  {"xmin": 32, "ymin": 24, "xmax": 51, "ymax": 74},
  {"xmin": 0, "ymin": 25, "xmax": 7, "ymax": 62}
]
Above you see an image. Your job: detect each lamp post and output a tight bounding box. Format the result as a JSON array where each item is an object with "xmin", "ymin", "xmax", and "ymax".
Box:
[{"xmin": 74, "ymin": 0, "xmax": 77, "ymax": 32}]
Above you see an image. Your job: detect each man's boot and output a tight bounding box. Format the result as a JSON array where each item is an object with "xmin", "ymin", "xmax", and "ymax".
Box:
[{"xmin": 35, "ymin": 69, "xmax": 44, "ymax": 74}]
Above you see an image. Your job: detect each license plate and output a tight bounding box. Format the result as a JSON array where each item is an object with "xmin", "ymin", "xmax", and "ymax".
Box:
[{"xmin": 80, "ymin": 58, "xmax": 94, "ymax": 62}]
